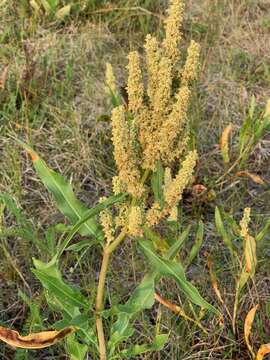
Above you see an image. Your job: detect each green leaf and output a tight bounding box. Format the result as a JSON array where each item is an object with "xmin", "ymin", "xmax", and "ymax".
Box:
[
  {"xmin": 256, "ymin": 218, "xmax": 270, "ymax": 242},
  {"xmin": 66, "ymin": 334, "xmax": 88, "ymax": 360},
  {"xmin": 185, "ymin": 221, "xmax": 204, "ymax": 268},
  {"xmin": 32, "ymin": 259, "xmax": 89, "ymax": 311},
  {"xmin": 151, "ymin": 160, "xmax": 164, "ymax": 207},
  {"xmin": 139, "ymin": 240, "xmax": 220, "ymax": 315},
  {"xmin": 108, "ymin": 273, "xmax": 156, "ymax": 356},
  {"xmin": 40, "ymin": 0, "xmax": 55, "ymax": 13},
  {"xmin": 108, "ymin": 314, "xmax": 134, "ymax": 357},
  {"xmin": 21, "ymin": 143, "xmax": 101, "ymax": 239},
  {"xmin": 215, "ymin": 207, "xmax": 235, "ymax": 256},
  {"xmin": 18, "ymin": 290, "xmax": 43, "ymax": 330},
  {"xmin": 66, "ymin": 238, "xmax": 97, "ymax": 252},
  {"xmin": 117, "ymin": 334, "xmax": 169, "ymax": 358},
  {"xmin": 0, "ymin": 193, "xmax": 44, "ymax": 250},
  {"xmin": 57, "ymin": 192, "xmax": 127, "ymax": 258},
  {"xmin": 165, "ymin": 225, "xmax": 191, "ymax": 260},
  {"xmin": 143, "ymin": 226, "xmax": 169, "ymax": 254}
]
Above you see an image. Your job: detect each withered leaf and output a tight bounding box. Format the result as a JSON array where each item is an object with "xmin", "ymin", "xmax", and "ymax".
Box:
[
  {"xmin": 256, "ymin": 344, "xmax": 270, "ymax": 360},
  {"xmin": 0, "ymin": 326, "xmax": 77, "ymax": 349},
  {"xmin": 220, "ymin": 123, "xmax": 233, "ymax": 164},
  {"xmin": 244, "ymin": 304, "xmax": 259, "ymax": 358},
  {"xmin": 236, "ymin": 171, "xmax": 265, "ymax": 185}
]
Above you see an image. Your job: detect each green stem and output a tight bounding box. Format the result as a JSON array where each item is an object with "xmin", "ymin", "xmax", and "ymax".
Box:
[
  {"xmin": 95, "ymin": 229, "xmax": 127, "ymax": 360},
  {"xmin": 95, "ymin": 168, "xmax": 150, "ymax": 359},
  {"xmin": 96, "ymin": 248, "xmax": 110, "ymax": 360}
]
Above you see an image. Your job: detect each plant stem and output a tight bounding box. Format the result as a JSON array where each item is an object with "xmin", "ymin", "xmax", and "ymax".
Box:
[
  {"xmin": 96, "ymin": 248, "xmax": 110, "ymax": 360},
  {"xmin": 107, "ymin": 228, "xmax": 127, "ymax": 254},
  {"xmin": 95, "ymin": 169, "xmax": 149, "ymax": 359},
  {"xmin": 95, "ymin": 229, "xmax": 127, "ymax": 360}
]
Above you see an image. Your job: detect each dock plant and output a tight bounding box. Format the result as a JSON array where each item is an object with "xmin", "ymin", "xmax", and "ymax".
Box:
[{"xmin": 0, "ymin": 1, "xmax": 221, "ymax": 359}]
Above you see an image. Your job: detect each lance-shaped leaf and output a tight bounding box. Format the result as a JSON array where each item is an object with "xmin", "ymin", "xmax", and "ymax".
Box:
[
  {"xmin": 215, "ymin": 207, "xmax": 235, "ymax": 256},
  {"xmin": 0, "ymin": 326, "xmax": 76, "ymax": 349},
  {"xmin": 22, "ymin": 143, "xmax": 102, "ymax": 239},
  {"xmin": 66, "ymin": 333, "xmax": 88, "ymax": 360},
  {"xmin": 185, "ymin": 221, "xmax": 204, "ymax": 268},
  {"xmin": 32, "ymin": 258, "xmax": 89, "ymax": 311},
  {"xmin": 108, "ymin": 273, "xmax": 156, "ymax": 356},
  {"xmin": 139, "ymin": 240, "xmax": 220, "ymax": 315},
  {"xmin": 117, "ymin": 334, "xmax": 169, "ymax": 358},
  {"xmin": 57, "ymin": 192, "xmax": 127, "ymax": 257}
]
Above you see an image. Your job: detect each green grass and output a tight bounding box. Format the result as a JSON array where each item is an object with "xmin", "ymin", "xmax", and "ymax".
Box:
[{"xmin": 1, "ymin": 0, "xmax": 270, "ymax": 359}]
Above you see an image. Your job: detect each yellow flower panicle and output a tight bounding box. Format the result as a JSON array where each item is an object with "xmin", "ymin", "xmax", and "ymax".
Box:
[
  {"xmin": 115, "ymin": 204, "xmax": 129, "ymax": 229},
  {"xmin": 181, "ymin": 40, "xmax": 200, "ymax": 86},
  {"xmin": 146, "ymin": 152, "xmax": 197, "ymax": 226},
  {"xmin": 164, "ymin": 167, "xmax": 178, "ymax": 221},
  {"xmin": 126, "ymin": 51, "xmax": 144, "ymax": 114},
  {"xmin": 111, "ymin": 105, "xmax": 144, "ymax": 198},
  {"xmin": 164, "ymin": 150, "xmax": 197, "ymax": 210},
  {"xmin": 109, "ymin": 0, "xmax": 201, "ymax": 229},
  {"xmin": 240, "ymin": 207, "xmax": 251, "ymax": 238},
  {"xmin": 152, "ymin": 55, "xmax": 172, "ymax": 116},
  {"xmin": 163, "ymin": 0, "xmax": 184, "ymax": 62},
  {"xmin": 128, "ymin": 206, "xmax": 144, "ymax": 237},
  {"xmin": 159, "ymin": 86, "xmax": 190, "ymax": 163},
  {"xmin": 112, "ymin": 176, "xmax": 125, "ymax": 195},
  {"xmin": 105, "ymin": 62, "xmax": 117, "ymax": 95},
  {"xmin": 146, "ymin": 202, "xmax": 162, "ymax": 227},
  {"xmin": 173, "ymin": 132, "xmax": 190, "ymax": 162},
  {"xmin": 145, "ymin": 34, "xmax": 161, "ymax": 104},
  {"xmin": 100, "ymin": 210, "xmax": 114, "ymax": 244}
]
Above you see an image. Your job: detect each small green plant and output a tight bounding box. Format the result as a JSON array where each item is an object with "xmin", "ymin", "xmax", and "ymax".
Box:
[
  {"xmin": 214, "ymin": 207, "xmax": 270, "ymax": 336},
  {"xmin": 0, "ymin": 1, "xmax": 221, "ymax": 359},
  {"xmin": 218, "ymin": 97, "xmax": 270, "ymax": 184},
  {"xmin": 29, "ymin": 0, "xmax": 72, "ymax": 20}
]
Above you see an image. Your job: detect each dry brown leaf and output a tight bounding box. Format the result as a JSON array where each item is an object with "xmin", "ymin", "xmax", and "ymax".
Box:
[
  {"xmin": 220, "ymin": 123, "xmax": 233, "ymax": 164},
  {"xmin": 0, "ymin": 326, "xmax": 77, "ymax": 349},
  {"xmin": 256, "ymin": 344, "xmax": 270, "ymax": 360},
  {"xmin": 236, "ymin": 171, "xmax": 265, "ymax": 185},
  {"xmin": 206, "ymin": 255, "xmax": 224, "ymax": 305},
  {"xmin": 244, "ymin": 234, "xmax": 257, "ymax": 274},
  {"xmin": 244, "ymin": 304, "xmax": 259, "ymax": 359}
]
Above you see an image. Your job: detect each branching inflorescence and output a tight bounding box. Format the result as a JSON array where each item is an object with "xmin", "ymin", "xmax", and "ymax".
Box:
[{"xmin": 105, "ymin": 0, "xmax": 200, "ymax": 236}]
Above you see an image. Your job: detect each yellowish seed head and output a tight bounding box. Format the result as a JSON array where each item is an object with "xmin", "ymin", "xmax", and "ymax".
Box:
[
  {"xmin": 112, "ymin": 176, "xmax": 125, "ymax": 195},
  {"xmin": 240, "ymin": 207, "xmax": 251, "ymax": 238},
  {"xmin": 164, "ymin": 168, "xmax": 178, "ymax": 221},
  {"xmin": 151, "ymin": 55, "xmax": 172, "ymax": 116},
  {"xmin": 159, "ymin": 86, "xmax": 190, "ymax": 162},
  {"xmin": 164, "ymin": 150, "xmax": 197, "ymax": 210},
  {"xmin": 128, "ymin": 206, "xmax": 144, "ymax": 237},
  {"xmin": 100, "ymin": 210, "xmax": 114, "ymax": 244},
  {"xmin": 146, "ymin": 202, "xmax": 163, "ymax": 226},
  {"xmin": 181, "ymin": 40, "xmax": 200, "ymax": 86},
  {"xmin": 163, "ymin": 0, "xmax": 184, "ymax": 62},
  {"xmin": 115, "ymin": 204, "xmax": 129, "ymax": 229},
  {"xmin": 145, "ymin": 34, "xmax": 161, "ymax": 104},
  {"xmin": 126, "ymin": 51, "xmax": 144, "ymax": 113},
  {"xmin": 111, "ymin": 105, "xmax": 144, "ymax": 198}
]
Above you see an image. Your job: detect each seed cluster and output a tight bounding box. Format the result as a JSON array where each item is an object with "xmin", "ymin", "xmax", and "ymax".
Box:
[{"xmin": 108, "ymin": 0, "xmax": 200, "ymax": 233}]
